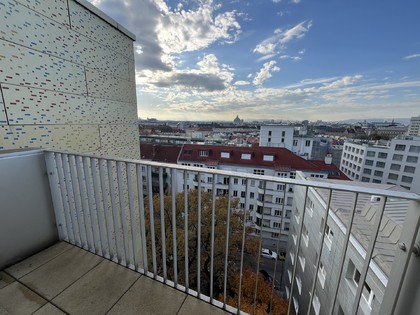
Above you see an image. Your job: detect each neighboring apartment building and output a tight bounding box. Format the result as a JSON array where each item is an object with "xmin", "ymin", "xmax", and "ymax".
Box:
[
  {"xmin": 0, "ymin": 0, "xmax": 139, "ymax": 159},
  {"xmin": 260, "ymin": 125, "xmax": 314, "ymax": 159},
  {"xmin": 141, "ymin": 143, "xmax": 348, "ymax": 252},
  {"xmin": 340, "ymin": 136, "xmax": 420, "ymax": 194},
  {"xmin": 285, "ymin": 173, "xmax": 408, "ymax": 314},
  {"xmin": 408, "ymin": 115, "xmax": 420, "ymax": 136}
]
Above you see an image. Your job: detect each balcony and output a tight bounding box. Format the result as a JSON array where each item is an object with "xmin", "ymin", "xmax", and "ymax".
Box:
[{"xmin": 1, "ymin": 149, "xmax": 420, "ymax": 315}]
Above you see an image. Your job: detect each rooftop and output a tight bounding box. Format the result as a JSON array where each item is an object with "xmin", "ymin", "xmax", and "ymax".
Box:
[{"xmin": 0, "ymin": 242, "xmax": 228, "ymax": 315}]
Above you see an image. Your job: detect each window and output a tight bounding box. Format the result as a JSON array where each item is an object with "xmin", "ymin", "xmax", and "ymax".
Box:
[
  {"xmin": 207, "ymin": 177, "xmax": 213, "ymax": 183},
  {"xmin": 372, "ymin": 179, "xmax": 381, "ymax": 183},
  {"xmin": 363, "ymin": 168, "xmax": 371, "ymax": 175},
  {"xmin": 242, "ymin": 179, "xmax": 246, "ymax": 185},
  {"xmin": 404, "ymin": 166, "xmax": 416, "ymax": 173},
  {"xmin": 376, "ymin": 161, "xmax": 385, "ymax": 168},
  {"xmin": 388, "ymin": 173, "xmax": 398, "ymax": 180},
  {"xmin": 273, "ymin": 222, "xmax": 281, "ymax": 228},
  {"xmin": 275, "ymin": 197, "xmax": 284, "ymax": 204},
  {"xmin": 241, "ymin": 153, "xmax": 251, "ymax": 160},
  {"xmin": 402, "ymin": 176, "xmax": 413, "ymax": 183},
  {"xmin": 223, "ymin": 177, "xmax": 229, "ymax": 185},
  {"xmin": 302, "ymin": 224, "xmax": 309, "ymax": 246},
  {"xmin": 221, "ymin": 152, "xmax": 230, "ymax": 158},
  {"xmin": 241, "ymin": 191, "xmax": 246, "ymax": 198},
  {"xmin": 293, "ymin": 140, "xmax": 298, "ymax": 146},
  {"xmin": 393, "ymin": 154, "xmax": 403, "ymax": 161},
  {"xmin": 233, "ymin": 190, "xmax": 238, "ymax": 197},
  {"xmin": 362, "ymin": 177, "xmax": 370, "ymax": 182},
  {"xmin": 277, "ymin": 184, "xmax": 285, "ymax": 191},
  {"xmin": 250, "ymin": 180, "xmax": 255, "ymax": 187},
  {"xmin": 253, "ymin": 169, "xmax": 265, "ymax": 175},
  {"xmin": 347, "ymin": 260, "xmax": 360, "ymax": 287},
  {"xmin": 233, "ymin": 178, "xmax": 238, "ymax": 184},
  {"xmin": 271, "ymin": 232, "xmax": 279, "ymax": 238},
  {"xmin": 378, "ymin": 152, "xmax": 388, "ymax": 159},
  {"xmin": 305, "ymin": 140, "xmax": 311, "ymax": 147},
  {"xmin": 274, "ymin": 209, "xmax": 281, "ymax": 216},
  {"xmin": 284, "ymin": 222, "xmax": 290, "ymax": 231},
  {"xmin": 239, "ymin": 203, "xmax": 245, "ymax": 209},
  {"xmin": 289, "ymin": 172, "xmax": 296, "ymax": 179},
  {"xmin": 250, "ymin": 192, "xmax": 255, "ymax": 199},
  {"xmin": 268, "ymin": 130, "xmax": 272, "ymax": 136},
  {"xmin": 409, "ymin": 145, "xmax": 420, "ymax": 153},
  {"xmin": 268, "ymin": 137, "xmax": 271, "ymax": 142},
  {"xmin": 296, "ymin": 277, "xmax": 302, "ymax": 294},
  {"xmin": 281, "ymin": 138, "xmax": 285, "ymax": 143},
  {"xmin": 390, "ymin": 163, "xmax": 401, "ymax": 170},
  {"xmin": 362, "ymin": 282, "xmax": 375, "ymax": 309},
  {"xmin": 374, "ymin": 170, "xmax": 383, "ymax": 177},
  {"xmin": 263, "ymin": 154, "xmax": 274, "ymax": 161},
  {"xmin": 365, "ymin": 159, "xmax": 373, "ymax": 166},
  {"xmin": 367, "ymin": 151, "xmax": 375, "ymax": 157},
  {"xmin": 395, "ymin": 144, "xmax": 406, "ymax": 151},
  {"xmin": 407, "ymin": 156, "xmax": 418, "ymax": 163},
  {"xmin": 282, "ymin": 131, "xmax": 286, "ymax": 136},
  {"xmin": 318, "ymin": 262, "xmax": 326, "ymax": 288},
  {"xmin": 199, "ymin": 150, "xmax": 208, "ymax": 157},
  {"xmin": 325, "ymin": 225, "xmax": 333, "ymax": 249},
  {"xmin": 312, "ymin": 293, "xmax": 321, "ymax": 315}
]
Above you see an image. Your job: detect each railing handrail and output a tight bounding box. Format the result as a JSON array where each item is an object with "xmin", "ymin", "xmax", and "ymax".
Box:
[{"xmin": 45, "ymin": 149, "xmax": 420, "ymax": 201}]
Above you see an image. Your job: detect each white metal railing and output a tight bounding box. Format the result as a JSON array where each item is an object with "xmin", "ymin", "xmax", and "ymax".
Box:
[{"xmin": 43, "ymin": 150, "xmax": 420, "ymax": 315}]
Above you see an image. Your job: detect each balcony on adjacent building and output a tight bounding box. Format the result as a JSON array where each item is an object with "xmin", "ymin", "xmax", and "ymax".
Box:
[{"xmin": 1, "ymin": 149, "xmax": 420, "ymax": 315}]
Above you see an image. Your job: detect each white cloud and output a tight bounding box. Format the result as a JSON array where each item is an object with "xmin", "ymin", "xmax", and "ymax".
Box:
[
  {"xmin": 279, "ymin": 55, "xmax": 301, "ymax": 61},
  {"xmin": 234, "ymin": 80, "xmax": 251, "ymax": 86},
  {"xmin": 253, "ymin": 20, "xmax": 312, "ymax": 57},
  {"xmin": 404, "ymin": 53, "xmax": 420, "ymax": 60},
  {"xmin": 291, "ymin": 0, "xmax": 301, "ymax": 3},
  {"xmin": 253, "ymin": 61, "xmax": 280, "ymax": 86},
  {"xmin": 272, "ymin": 0, "xmax": 282, "ymax": 3}
]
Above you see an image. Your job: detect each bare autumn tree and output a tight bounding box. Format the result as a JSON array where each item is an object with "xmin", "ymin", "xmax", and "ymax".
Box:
[{"xmin": 144, "ymin": 190, "xmax": 259, "ymax": 298}]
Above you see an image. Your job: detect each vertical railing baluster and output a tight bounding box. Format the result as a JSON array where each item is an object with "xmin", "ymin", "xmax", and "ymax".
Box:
[
  {"xmin": 184, "ymin": 170, "xmax": 189, "ymax": 291},
  {"xmin": 56, "ymin": 153, "xmax": 74, "ymax": 243},
  {"xmin": 69, "ymin": 155, "xmax": 86, "ymax": 248},
  {"xmin": 91, "ymin": 158, "xmax": 107, "ymax": 256},
  {"xmin": 307, "ymin": 188, "xmax": 333, "ymax": 315},
  {"xmin": 210, "ymin": 173, "xmax": 216, "ymax": 302},
  {"xmin": 136, "ymin": 164, "xmax": 148, "ymax": 273},
  {"xmin": 171, "ymin": 168, "xmax": 178, "ymax": 286},
  {"xmin": 99, "ymin": 159, "xmax": 114, "ymax": 259},
  {"xmin": 44, "ymin": 152, "xmax": 66, "ymax": 241},
  {"xmin": 351, "ymin": 197, "xmax": 387, "ymax": 315},
  {"xmin": 147, "ymin": 165, "xmax": 157, "ymax": 277},
  {"xmin": 82, "ymin": 156, "xmax": 100, "ymax": 254},
  {"xmin": 237, "ymin": 178, "xmax": 248, "ymax": 314},
  {"xmin": 287, "ymin": 186, "xmax": 309, "ymax": 315},
  {"xmin": 329, "ymin": 193, "xmax": 360, "ymax": 315},
  {"xmin": 197, "ymin": 172, "xmax": 202, "ymax": 297},
  {"xmin": 270, "ymin": 181, "xmax": 288, "ymax": 315},
  {"xmin": 108, "ymin": 160, "xmax": 122, "ymax": 263},
  {"xmin": 126, "ymin": 163, "xmax": 139, "ymax": 270},
  {"xmin": 75, "ymin": 155, "xmax": 92, "ymax": 249},
  {"xmin": 254, "ymin": 180, "xmax": 267, "ymax": 315},
  {"xmin": 223, "ymin": 176, "xmax": 232, "ymax": 309},
  {"xmin": 159, "ymin": 167, "xmax": 167, "ymax": 283},
  {"xmin": 117, "ymin": 161, "xmax": 130, "ymax": 266}
]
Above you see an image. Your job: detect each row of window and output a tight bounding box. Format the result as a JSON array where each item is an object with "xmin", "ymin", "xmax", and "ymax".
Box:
[{"xmin": 344, "ymin": 145, "xmax": 365, "ymax": 155}]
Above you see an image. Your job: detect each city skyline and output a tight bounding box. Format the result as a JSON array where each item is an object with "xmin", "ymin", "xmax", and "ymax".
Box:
[{"xmin": 91, "ymin": 0, "xmax": 420, "ymax": 121}]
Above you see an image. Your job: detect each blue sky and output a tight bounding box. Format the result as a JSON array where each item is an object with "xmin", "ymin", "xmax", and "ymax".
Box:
[{"xmin": 90, "ymin": 0, "xmax": 420, "ymax": 122}]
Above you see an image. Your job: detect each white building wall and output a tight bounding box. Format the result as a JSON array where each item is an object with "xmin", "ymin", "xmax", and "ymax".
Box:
[
  {"xmin": 0, "ymin": 0, "xmax": 139, "ymax": 159},
  {"xmin": 340, "ymin": 138, "xmax": 420, "ymax": 194},
  {"xmin": 408, "ymin": 116, "xmax": 420, "ymax": 136},
  {"xmin": 260, "ymin": 125, "xmax": 294, "ymax": 149}
]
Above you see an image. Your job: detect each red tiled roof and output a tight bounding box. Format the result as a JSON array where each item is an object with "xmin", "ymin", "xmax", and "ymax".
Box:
[
  {"xmin": 140, "ymin": 143, "xmax": 182, "ymax": 163},
  {"xmin": 179, "ymin": 144, "xmax": 349, "ymax": 180}
]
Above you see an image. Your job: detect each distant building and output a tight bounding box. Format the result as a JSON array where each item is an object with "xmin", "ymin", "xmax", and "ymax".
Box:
[
  {"xmin": 285, "ymin": 173, "xmax": 408, "ymax": 314},
  {"xmin": 340, "ymin": 136, "xmax": 420, "ymax": 194},
  {"xmin": 408, "ymin": 115, "xmax": 420, "ymax": 136},
  {"xmin": 233, "ymin": 115, "xmax": 243, "ymax": 125}
]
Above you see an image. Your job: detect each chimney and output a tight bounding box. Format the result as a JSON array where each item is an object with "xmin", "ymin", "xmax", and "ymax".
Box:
[
  {"xmin": 152, "ymin": 144, "xmax": 157, "ymax": 158},
  {"xmin": 324, "ymin": 154, "xmax": 332, "ymax": 165}
]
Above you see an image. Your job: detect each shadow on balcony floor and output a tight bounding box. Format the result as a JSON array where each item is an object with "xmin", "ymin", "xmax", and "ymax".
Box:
[{"xmin": 0, "ymin": 242, "xmax": 230, "ymax": 315}]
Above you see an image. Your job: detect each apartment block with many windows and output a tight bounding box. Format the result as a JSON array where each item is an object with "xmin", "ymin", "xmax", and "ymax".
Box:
[{"xmin": 340, "ymin": 136, "xmax": 420, "ymax": 194}]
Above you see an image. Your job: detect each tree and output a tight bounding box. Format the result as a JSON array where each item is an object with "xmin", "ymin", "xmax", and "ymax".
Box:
[
  {"xmin": 223, "ymin": 268, "xmax": 290, "ymax": 315},
  {"xmin": 144, "ymin": 190, "xmax": 259, "ymax": 298}
]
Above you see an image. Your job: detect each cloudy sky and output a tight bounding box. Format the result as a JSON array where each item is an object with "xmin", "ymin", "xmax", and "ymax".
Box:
[{"xmin": 90, "ymin": 0, "xmax": 420, "ymax": 122}]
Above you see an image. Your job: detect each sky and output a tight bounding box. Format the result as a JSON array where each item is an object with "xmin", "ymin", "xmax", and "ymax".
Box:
[{"xmin": 90, "ymin": 0, "xmax": 420, "ymax": 122}]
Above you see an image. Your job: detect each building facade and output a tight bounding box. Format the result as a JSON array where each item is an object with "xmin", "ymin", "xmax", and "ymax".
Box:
[
  {"xmin": 340, "ymin": 136, "xmax": 420, "ymax": 194},
  {"xmin": 284, "ymin": 173, "xmax": 407, "ymax": 314},
  {"xmin": 408, "ymin": 115, "xmax": 420, "ymax": 137},
  {"xmin": 0, "ymin": 0, "xmax": 139, "ymax": 159}
]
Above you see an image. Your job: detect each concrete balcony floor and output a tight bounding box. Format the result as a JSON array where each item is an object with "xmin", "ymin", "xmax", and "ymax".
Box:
[{"xmin": 0, "ymin": 242, "xmax": 229, "ymax": 315}]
